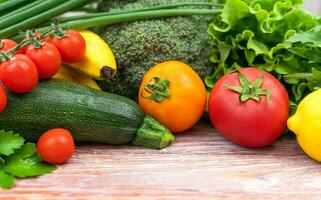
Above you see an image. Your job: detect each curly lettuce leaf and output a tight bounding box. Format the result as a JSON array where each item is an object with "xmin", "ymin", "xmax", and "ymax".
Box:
[{"xmin": 207, "ymin": 0, "xmax": 320, "ymax": 108}]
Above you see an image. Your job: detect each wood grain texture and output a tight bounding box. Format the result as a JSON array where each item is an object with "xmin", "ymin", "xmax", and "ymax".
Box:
[{"xmin": 1, "ymin": 122, "xmax": 321, "ymax": 200}]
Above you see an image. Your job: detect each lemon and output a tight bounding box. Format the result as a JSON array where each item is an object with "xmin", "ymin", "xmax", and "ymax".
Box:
[{"xmin": 288, "ymin": 89, "xmax": 321, "ymax": 162}]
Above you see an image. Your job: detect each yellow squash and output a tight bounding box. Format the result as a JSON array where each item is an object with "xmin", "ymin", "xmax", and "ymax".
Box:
[
  {"xmin": 288, "ymin": 89, "xmax": 321, "ymax": 162},
  {"xmin": 68, "ymin": 30, "xmax": 117, "ymax": 80},
  {"xmin": 54, "ymin": 65, "xmax": 101, "ymax": 90}
]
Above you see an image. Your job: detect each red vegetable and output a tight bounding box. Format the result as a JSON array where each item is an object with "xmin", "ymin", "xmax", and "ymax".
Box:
[
  {"xmin": 0, "ymin": 85, "xmax": 7, "ymax": 113},
  {"xmin": 208, "ymin": 68, "xmax": 289, "ymax": 148},
  {"xmin": 0, "ymin": 54, "xmax": 38, "ymax": 93},
  {"xmin": 21, "ymin": 32, "xmax": 52, "ymax": 53},
  {"xmin": 25, "ymin": 42, "xmax": 61, "ymax": 79},
  {"xmin": 0, "ymin": 39, "xmax": 23, "ymax": 56},
  {"xmin": 37, "ymin": 128, "xmax": 75, "ymax": 164},
  {"xmin": 52, "ymin": 30, "xmax": 86, "ymax": 63}
]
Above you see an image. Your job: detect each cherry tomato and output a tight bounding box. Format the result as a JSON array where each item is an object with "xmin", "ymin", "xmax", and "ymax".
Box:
[
  {"xmin": 0, "ymin": 39, "xmax": 23, "ymax": 55},
  {"xmin": 139, "ymin": 61, "xmax": 207, "ymax": 133},
  {"xmin": 0, "ymin": 85, "xmax": 7, "ymax": 112},
  {"xmin": 0, "ymin": 54, "xmax": 38, "ymax": 93},
  {"xmin": 37, "ymin": 128, "xmax": 75, "ymax": 164},
  {"xmin": 25, "ymin": 42, "xmax": 61, "ymax": 79},
  {"xmin": 21, "ymin": 32, "xmax": 52, "ymax": 53},
  {"xmin": 208, "ymin": 68, "xmax": 289, "ymax": 148},
  {"xmin": 52, "ymin": 30, "xmax": 86, "ymax": 63}
]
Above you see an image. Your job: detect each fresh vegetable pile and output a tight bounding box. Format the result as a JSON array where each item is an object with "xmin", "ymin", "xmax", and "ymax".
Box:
[{"xmin": 0, "ymin": 0, "xmax": 321, "ymax": 190}]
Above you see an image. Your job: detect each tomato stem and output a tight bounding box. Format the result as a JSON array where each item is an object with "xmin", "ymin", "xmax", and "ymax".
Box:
[
  {"xmin": 0, "ymin": 22, "xmax": 63, "ymax": 60},
  {"xmin": 0, "ymin": 41, "xmax": 3, "ymax": 49},
  {"xmin": 225, "ymin": 70, "xmax": 271, "ymax": 104},
  {"xmin": 51, "ymin": 21, "xmax": 67, "ymax": 39},
  {"xmin": 0, "ymin": 51, "xmax": 9, "ymax": 62},
  {"xmin": 141, "ymin": 77, "xmax": 171, "ymax": 103}
]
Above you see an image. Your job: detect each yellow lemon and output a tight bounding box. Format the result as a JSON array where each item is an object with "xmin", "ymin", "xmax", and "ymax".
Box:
[{"xmin": 288, "ymin": 89, "xmax": 321, "ymax": 162}]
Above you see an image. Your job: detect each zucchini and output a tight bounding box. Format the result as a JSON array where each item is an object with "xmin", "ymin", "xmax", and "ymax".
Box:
[{"xmin": 0, "ymin": 79, "xmax": 175, "ymax": 149}]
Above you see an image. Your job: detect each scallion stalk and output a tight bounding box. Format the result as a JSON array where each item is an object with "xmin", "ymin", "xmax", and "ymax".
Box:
[
  {"xmin": 0, "ymin": 0, "xmax": 29, "ymax": 12},
  {"xmin": 0, "ymin": 0, "xmax": 92, "ymax": 39},
  {"xmin": 38, "ymin": 9, "xmax": 220, "ymax": 32},
  {"xmin": 51, "ymin": 2, "xmax": 222, "ymax": 25},
  {"xmin": 0, "ymin": 0, "xmax": 66, "ymax": 30},
  {"xmin": 0, "ymin": 0, "xmax": 44, "ymax": 20}
]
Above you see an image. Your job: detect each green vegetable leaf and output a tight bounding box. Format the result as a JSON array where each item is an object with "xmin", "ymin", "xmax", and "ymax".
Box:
[
  {"xmin": 0, "ymin": 157, "xmax": 4, "ymax": 166},
  {"xmin": 0, "ymin": 170, "xmax": 14, "ymax": 189},
  {"xmin": 287, "ymin": 31, "xmax": 321, "ymax": 47},
  {"xmin": 207, "ymin": 0, "xmax": 321, "ymax": 112},
  {"xmin": 0, "ymin": 130, "xmax": 25, "ymax": 156},
  {"xmin": 215, "ymin": 0, "xmax": 250, "ymax": 32},
  {"xmin": 4, "ymin": 143, "xmax": 56, "ymax": 178}
]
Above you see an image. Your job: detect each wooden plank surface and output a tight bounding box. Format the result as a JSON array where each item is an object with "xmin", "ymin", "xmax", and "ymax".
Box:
[{"xmin": 0, "ymin": 121, "xmax": 320, "ymax": 199}]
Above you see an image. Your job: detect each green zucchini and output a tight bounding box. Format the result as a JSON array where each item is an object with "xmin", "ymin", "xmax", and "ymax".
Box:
[{"xmin": 0, "ymin": 79, "xmax": 175, "ymax": 149}]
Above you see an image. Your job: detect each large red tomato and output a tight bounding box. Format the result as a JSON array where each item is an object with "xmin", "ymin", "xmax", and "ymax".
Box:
[{"xmin": 208, "ymin": 68, "xmax": 289, "ymax": 148}]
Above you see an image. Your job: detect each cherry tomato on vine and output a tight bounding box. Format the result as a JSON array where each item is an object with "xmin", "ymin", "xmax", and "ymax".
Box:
[
  {"xmin": 208, "ymin": 68, "xmax": 289, "ymax": 148},
  {"xmin": 21, "ymin": 32, "xmax": 52, "ymax": 53},
  {"xmin": 25, "ymin": 42, "xmax": 61, "ymax": 79},
  {"xmin": 37, "ymin": 128, "xmax": 75, "ymax": 164},
  {"xmin": 0, "ymin": 85, "xmax": 7, "ymax": 113},
  {"xmin": 0, "ymin": 39, "xmax": 23, "ymax": 55},
  {"xmin": 52, "ymin": 30, "xmax": 86, "ymax": 63},
  {"xmin": 0, "ymin": 54, "xmax": 38, "ymax": 93}
]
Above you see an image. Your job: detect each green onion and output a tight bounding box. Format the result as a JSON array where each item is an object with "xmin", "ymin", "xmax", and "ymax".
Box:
[
  {"xmin": 10, "ymin": 8, "xmax": 219, "ymax": 41},
  {"xmin": 0, "ymin": 0, "xmax": 66, "ymax": 30},
  {"xmin": 0, "ymin": 0, "xmax": 30, "ymax": 12},
  {"xmin": 38, "ymin": 9, "xmax": 220, "ymax": 32},
  {"xmin": 0, "ymin": 0, "xmax": 92, "ymax": 39},
  {"xmin": 50, "ymin": 2, "xmax": 222, "ymax": 25},
  {"xmin": 0, "ymin": 0, "xmax": 44, "ymax": 20},
  {"xmin": 0, "ymin": 0, "xmax": 9, "ymax": 4}
]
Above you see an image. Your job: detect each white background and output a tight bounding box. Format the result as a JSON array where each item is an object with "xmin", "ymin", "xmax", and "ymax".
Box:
[{"xmin": 304, "ymin": 0, "xmax": 321, "ymax": 14}]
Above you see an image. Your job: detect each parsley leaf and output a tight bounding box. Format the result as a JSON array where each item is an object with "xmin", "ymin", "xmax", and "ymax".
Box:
[
  {"xmin": 0, "ymin": 171, "xmax": 14, "ymax": 189},
  {"xmin": 0, "ymin": 131, "xmax": 56, "ymax": 189},
  {"xmin": 0, "ymin": 130, "xmax": 25, "ymax": 156},
  {"xmin": 4, "ymin": 143, "xmax": 56, "ymax": 178}
]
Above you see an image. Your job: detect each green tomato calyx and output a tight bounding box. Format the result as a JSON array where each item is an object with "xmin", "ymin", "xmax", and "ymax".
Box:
[
  {"xmin": 224, "ymin": 71, "xmax": 271, "ymax": 104},
  {"xmin": 141, "ymin": 77, "xmax": 171, "ymax": 103}
]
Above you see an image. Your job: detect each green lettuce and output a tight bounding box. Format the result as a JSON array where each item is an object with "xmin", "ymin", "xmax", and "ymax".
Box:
[{"xmin": 207, "ymin": 0, "xmax": 321, "ymax": 112}]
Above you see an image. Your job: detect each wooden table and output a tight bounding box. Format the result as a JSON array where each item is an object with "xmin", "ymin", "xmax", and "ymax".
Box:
[{"xmin": 1, "ymin": 122, "xmax": 320, "ymax": 199}]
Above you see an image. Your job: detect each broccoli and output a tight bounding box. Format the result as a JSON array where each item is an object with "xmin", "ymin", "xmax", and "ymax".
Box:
[{"xmin": 94, "ymin": 0, "xmax": 213, "ymax": 100}]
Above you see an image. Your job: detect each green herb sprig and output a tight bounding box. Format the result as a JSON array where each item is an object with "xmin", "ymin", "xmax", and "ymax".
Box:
[{"xmin": 0, "ymin": 130, "xmax": 56, "ymax": 189}]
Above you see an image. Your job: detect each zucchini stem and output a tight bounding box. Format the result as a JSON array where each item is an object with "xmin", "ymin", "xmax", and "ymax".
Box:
[{"xmin": 132, "ymin": 116, "xmax": 175, "ymax": 150}]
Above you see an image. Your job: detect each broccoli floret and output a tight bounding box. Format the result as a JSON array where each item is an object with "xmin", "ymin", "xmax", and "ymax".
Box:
[{"xmin": 94, "ymin": 0, "xmax": 213, "ymax": 100}]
